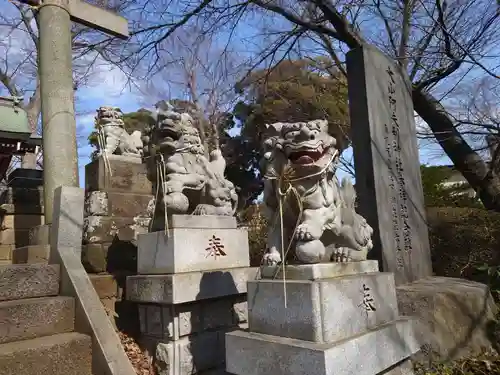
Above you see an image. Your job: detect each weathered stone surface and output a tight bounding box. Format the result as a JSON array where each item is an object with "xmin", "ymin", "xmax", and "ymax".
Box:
[
  {"xmin": 85, "ymin": 190, "xmax": 108, "ymax": 216},
  {"xmin": 0, "ymin": 229, "xmax": 30, "ymax": 246},
  {"xmin": 83, "ymin": 215, "xmax": 150, "ymax": 244},
  {"xmin": 347, "ymin": 46, "xmax": 432, "ymax": 285},
  {"xmin": 0, "ymin": 332, "xmax": 92, "ymax": 375},
  {"xmin": 0, "ymin": 245, "xmax": 12, "ymax": 260},
  {"xmin": 0, "ymin": 214, "xmax": 44, "ymax": 230},
  {"xmin": 82, "ymin": 243, "xmax": 109, "ymax": 273},
  {"xmin": 0, "ymin": 296, "xmax": 74, "ymax": 344},
  {"xmin": 396, "ymin": 276, "xmax": 498, "ymax": 361},
  {"xmin": 127, "ymin": 267, "xmax": 258, "ymax": 304},
  {"xmin": 226, "ymin": 319, "xmax": 419, "ymax": 375},
  {"xmin": 155, "ymin": 326, "xmax": 245, "ymax": 375},
  {"xmin": 85, "ymin": 156, "xmax": 152, "ymax": 194},
  {"xmin": 137, "ymin": 227, "xmax": 249, "ymax": 274},
  {"xmin": 248, "ymin": 272, "xmax": 399, "ymax": 343},
  {"xmin": 50, "ymin": 186, "xmax": 85, "ymax": 259},
  {"xmin": 90, "ymin": 274, "xmax": 120, "ymax": 299},
  {"xmin": 168, "ymin": 215, "xmax": 237, "ymax": 229},
  {"xmin": 29, "ymin": 224, "xmax": 50, "ymax": 245},
  {"xmin": 0, "ymin": 263, "xmax": 59, "ymax": 302},
  {"xmin": 12, "ymin": 245, "xmax": 50, "ymax": 264},
  {"xmin": 82, "ymin": 241, "xmax": 138, "ymax": 273},
  {"xmin": 138, "ymin": 295, "xmax": 247, "ymax": 339},
  {"xmin": 261, "ymin": 261, "xmax": 379, "ymax": 280},
  {"xmin": 85, "ymin": 190, "xmax": 153, "ymax": 218},
  {"xmin": 0, "ymin": 186, "xmax": 43, "ymax": 206}
]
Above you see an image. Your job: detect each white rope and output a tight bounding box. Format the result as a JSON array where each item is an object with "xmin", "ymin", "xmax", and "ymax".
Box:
[
  {"xmin": 97, "ymin": 127, "xmax": 112, "ymax": 178},
  {"xmin": 158, "ymin": 154, "xmax": 170, "ymax": 237},
  {"xmin": 263, "ymin": 148, "xmax": 340, "ymax": 308}
]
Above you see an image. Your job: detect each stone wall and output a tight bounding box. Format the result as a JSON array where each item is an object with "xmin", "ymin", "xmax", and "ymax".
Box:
[
  {"xmin": 0, "ymin": 169, "xmax": 44, "ymax": 265},
  {"xmin": 83, "ymin": 155, "xmax": 153, "ymax": 326}
]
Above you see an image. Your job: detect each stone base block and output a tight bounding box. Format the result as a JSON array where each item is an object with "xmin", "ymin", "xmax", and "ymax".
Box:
[
  {"xmin": 85, "ymin": 155, "xmax": 152, "ymax": 194},
  {"xmin": 396, "ymin": 276, "xmax": 498, "ymax": 361},
  {"xmin": 12, "ymin": 245, "xmax": 50, "ymax": 264},
  {"xmin": 0, "ymin": 245, "xmax": 12, "ymax": 260},
  {"xmin": 7, "ymin": 168, "xmax": 43, "ymax": 188},
  {"xmin": 137, "ymin": 225, "xmax": 249, "ymax": 274},
  {"xmin": 248, "ymin": 272, "xmax": 399, "ymax": 343},
  {"xmin": 29, "ymin": 224, "xmax": 50, "ymax": 246},
  {"xmin": 0, "ymin": 229, "xmax": 30, "ymax": 247},
  {"xmin": 85, "ymin": 190, "xmax": 153, "ymax": 218},
  {"xmin": 0, "ymin": 186, "xmax": 43, "ymax": 207},
  {"xmin": 82, "ymin": 241, "xmax": 138, "ymax": 273},
  {"xmin": 155, "ymin": 325, "xmax": 246, "ymax": 375},
  {"xmin": 261, "ymin": 260, "xmax": 379, "ymax": 280},
  {"xmin": 83, "ymin": 215, "xmax": 150, "ymax": 244},
  {"xmin": 138, "ymin": 294, "xmax": 247, "ymax": 340},
  {"xmin": 226, "ymin": 319, "xmax": 419, "ymax": 375},
  {"xmin": 0, "ymin": 214, "xmax": 44, "ymax": 230},
  {"xmin": 127, "ymin": 267, "xmax": 258, "ymax": 304},
  {"xmin": 0, "ymin": 203, "xmax": 43, "ymax": 215}
]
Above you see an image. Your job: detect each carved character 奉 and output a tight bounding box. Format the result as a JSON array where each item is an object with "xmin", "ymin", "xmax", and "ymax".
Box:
[{"xmin": 260, "ymin": 119, "xmax": 373, "ymax": 265}]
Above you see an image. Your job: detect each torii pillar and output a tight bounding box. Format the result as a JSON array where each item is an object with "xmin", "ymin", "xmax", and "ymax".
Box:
[{"xmin": 37, "ymin": 0, "xmax": 129, "ymax": 223}]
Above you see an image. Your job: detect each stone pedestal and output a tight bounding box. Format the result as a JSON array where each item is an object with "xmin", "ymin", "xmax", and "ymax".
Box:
[
  {"xmin": 137, "ymin": 216, "xmax": 249, "ymax": 274},
  {"xmin": 226, "ymin": 262, "xmax": 420, "ymax": 375},
  {"xmin": 82, "ymin": 155, "xmax": 153, "ymax": 328},
  {"xmin": 83, "ymin": 155, "xmax": 153, "ymax": 274},
  {"xmin": 127, "ymin": 215, "xmax": 257, "ymax": 375}
]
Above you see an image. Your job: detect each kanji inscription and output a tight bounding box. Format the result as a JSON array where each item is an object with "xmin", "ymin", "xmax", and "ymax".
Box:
[
  {"xmin": 359, "ymin": 283, "xmax": 376, "ymax": 313},
  {"xmin": 205, "ymin": 235, "xmax": 227, "ymax": 259},
  {"xmin": 383, "ymin": 66, "xmax": 412, "ymax": 270}
]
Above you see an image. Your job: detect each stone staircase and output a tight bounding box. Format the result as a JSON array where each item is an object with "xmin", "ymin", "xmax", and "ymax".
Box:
[{"xmin": 0, "ymin": 263, "xmax": 92, "ymax": 374}]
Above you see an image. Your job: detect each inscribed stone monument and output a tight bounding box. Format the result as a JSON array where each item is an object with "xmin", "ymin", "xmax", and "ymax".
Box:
[{"xmin": 346, "ymin": 46, "xmax": 432, "ymax": 285}]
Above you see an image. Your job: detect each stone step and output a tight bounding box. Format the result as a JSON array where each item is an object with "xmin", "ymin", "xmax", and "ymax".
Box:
[
  {"xmin": 11, "ymin": 245, "xmax": 50, "ymax": 264},
  {"xmin": 0, "ymin": 296, "xmax": 74, "ymax": 344},
  {"xmin": 0, "ymin": 332, "xmax": 92, "ymax": 375},
  {"xmin": 0, "ymin": 264, "xmax": 59, "ymax": 302}
]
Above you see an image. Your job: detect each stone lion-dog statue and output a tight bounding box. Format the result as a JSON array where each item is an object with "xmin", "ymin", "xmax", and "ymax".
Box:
[{"xmin": 260, "ymin": 119, "xmax": 373, "ymax": 265}]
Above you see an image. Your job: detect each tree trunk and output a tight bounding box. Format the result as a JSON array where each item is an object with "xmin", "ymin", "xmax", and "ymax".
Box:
[{"xmin": 412, "ymin": 88, "xmax": 500, "ymax": 211}]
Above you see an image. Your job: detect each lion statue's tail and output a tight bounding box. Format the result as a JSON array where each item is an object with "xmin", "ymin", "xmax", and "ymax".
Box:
[
  {"xmin": 339, "ymin": 177, "xmax": 356, "ymax": 223},
  {"xmin": 339, "ymin": 176, "xmax": 374, "ymax": 252},
  {"xmin": 130, "ymin": 130, "xmax": 143, "ymax": 152}
]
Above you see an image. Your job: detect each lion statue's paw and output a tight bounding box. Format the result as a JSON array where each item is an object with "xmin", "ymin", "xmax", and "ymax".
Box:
[
  {"xmin": 262, "ymin": 250, "xmax": 281, "ymax": 266},
  {"xmin": 295, "ymin": 223, "xmax": 323, "ymax": 241}
]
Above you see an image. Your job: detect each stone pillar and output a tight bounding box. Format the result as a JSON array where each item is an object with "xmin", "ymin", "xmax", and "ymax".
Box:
[
  {"xmin": 126, "ymin": 215, "xmax": 257, "ymax": 375},
  {"xmin": 226, "ymin": 262, "xmax": 420, "ymax": 375},
  {"xmin": 39, "ymin": 0, "xmax": 79, "ymax": 224}
]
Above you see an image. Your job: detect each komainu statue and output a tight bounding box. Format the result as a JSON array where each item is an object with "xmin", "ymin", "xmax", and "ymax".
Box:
[
  {"xmin": 143, "ymin": 101, "xmax": 237, "ymax": 221},
  {"xmin": 261, "ymin": 119, "xmax": 373, "ymax": 265},
  {"xmin": 96, "ymin": 106, "xmax": 143, "ymax": 158}
]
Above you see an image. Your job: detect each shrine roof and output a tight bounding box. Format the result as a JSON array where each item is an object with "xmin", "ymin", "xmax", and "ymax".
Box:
[{"xmin": 0, "ymin": 96, "xmax": 31, "ymax": 141}]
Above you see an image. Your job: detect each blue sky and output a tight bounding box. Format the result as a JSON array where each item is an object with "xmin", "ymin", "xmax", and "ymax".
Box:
[
  {"xmin": 73, "ymin": 77, "xmax": 451, "ymax": 187},
  {"xmin": 0, "ymin": 0, "xmax": 454, "ymax": 189}
]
